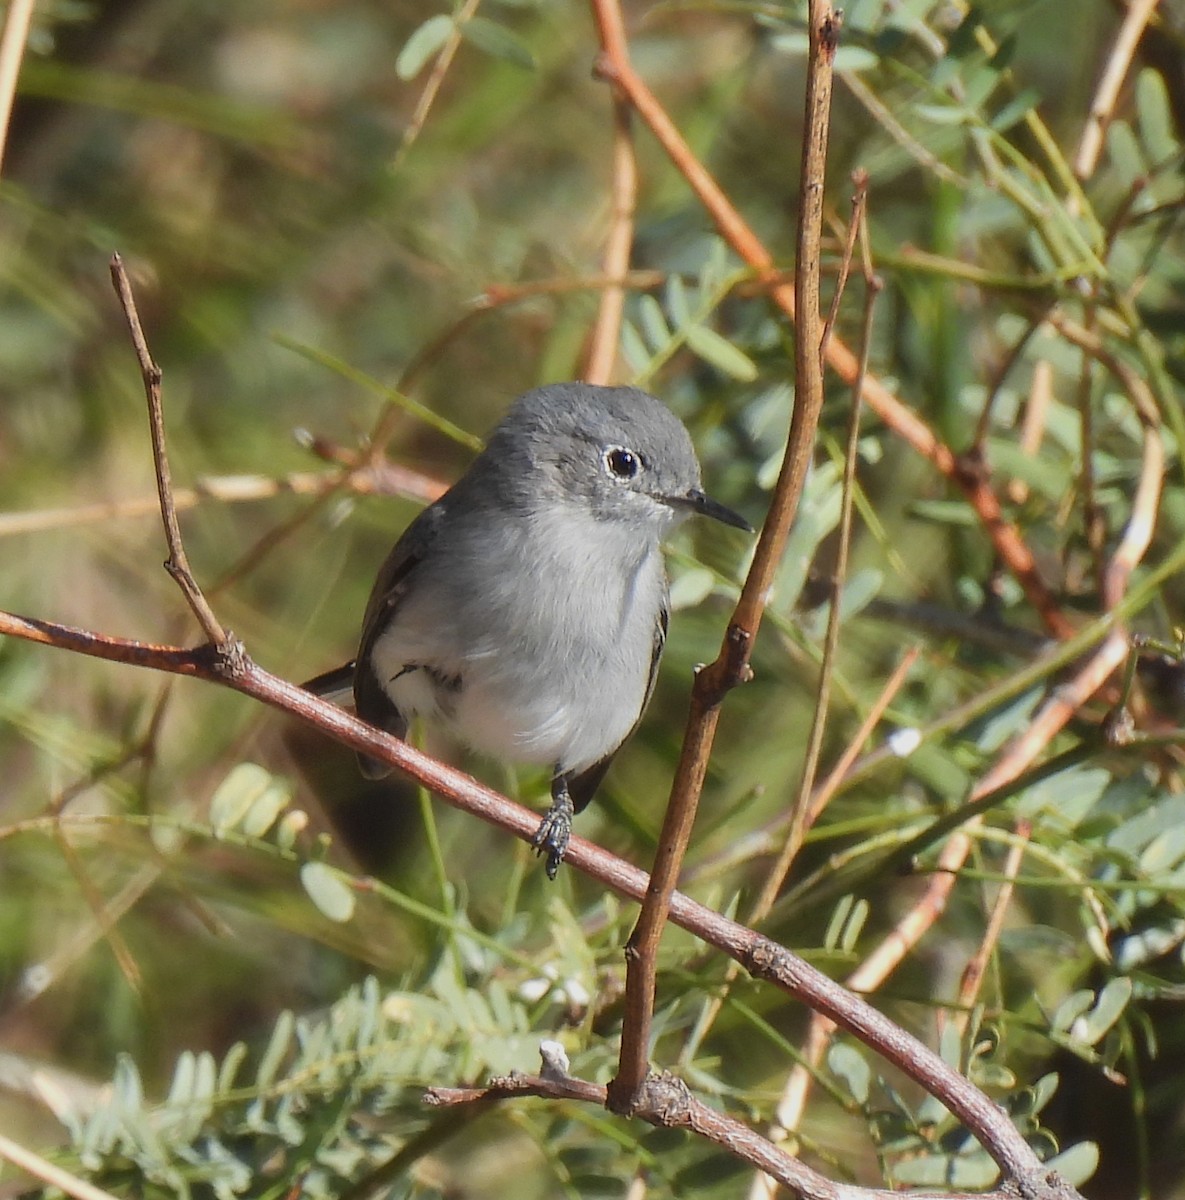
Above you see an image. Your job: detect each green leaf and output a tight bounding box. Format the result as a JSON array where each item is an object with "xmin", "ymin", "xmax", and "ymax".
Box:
[
  {"xmin": 1106, "ymin": 120, "xmax": 1146, "ymax": 188},
  {"xmin": 1052, "ymin": 988, "xmax": 1096, "ymax": 1035},
  {"xmin": 684, "ymin": 325, "xmax": 758, "ymax": 381},
  {"xmin": 828, "ymin": 1043, "xmax": 872, "ymax": 1103},
  {"xmin": 990, "ymin": 88, "xmax": 1038, "ymax": 132},
  {"xmin": 1137, "ymin": 68, "xmax": 1177, "ymax": 163},
  {"xmin": 300, "ymin": 861, "xmax": 356, "ymax": 923},
  {"xmin": 395, "ymin": 14, "xmax": 454, "ymax": 81},
  {"xmin": 256, "ymin": 1010, "xmax": 294, "ymax": 1088},
  {"xmin": 620, "ymin": 319, "xmax": 649, "ymax": 372},
  {"xmin": 210, "ymin": 763, "xmax": 284, "ymax": 837},
  {"xmin": 1077, "ymin": 977, "xmax": 1132, "ymax": 1044},
  {"xmin": 665, "ymin": 274, "xmax": 692, "ymax": 329},
  {"xmin": 460, "ymin": 17, "xmax": 536, "ymax": 70},
  {"xmin": 669, "ymin": 565, "xmax": 715, "ymax": 610},
  {"xmin": 638, "ymin": 294, "xmax": 670, "ymax": 351},
  {"xmin": 1045, "ymin": 1140, "xmax": 1100, "ymax": 1187}
]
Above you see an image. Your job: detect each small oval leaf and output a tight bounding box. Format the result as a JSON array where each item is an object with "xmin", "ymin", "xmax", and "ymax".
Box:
[
  {"xmin": 396, "ymin": 14, "xmax": 454, "ymax": 81},
  {"xmin": 684, "ymin": 325, "xmax": 758, "ymax": 381},
  {"xmin": 460, "ymin": 17, "xmax": 536, "ymax": 70},
  {"xmin": 300, "ymin": 861, "xmax": 356, "ymax": 923},
  {"xmin": 210, "ymin": 763, "xmax": 276, "ymax": 837}
]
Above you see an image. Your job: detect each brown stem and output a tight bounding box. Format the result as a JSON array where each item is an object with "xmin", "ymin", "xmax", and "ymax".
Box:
[
  {"xmin": 0, "ymin": 0, "xmax": 34, "ymax": 177},
  {"xmin": 584, "ymin": 97, "xmax": 637, "ymax": 384},
  {"xmin": 108, "ymin": 254, "xmax": 229, "ymax": 647},
  {"xmin": 606, "ymin": 0, "xmax": 840, "ymax": 1113},
  {"xmin": 751, "ymin": 216, "xmax": 879, "ymax": 926}
]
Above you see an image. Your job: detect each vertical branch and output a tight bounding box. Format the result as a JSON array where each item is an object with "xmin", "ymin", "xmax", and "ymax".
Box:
[
  {"xmin": 584, "ymin": 96, "xmax": 637, "ymax": 384},
  {"xmin": 607, "ymin": 0, "xmax": 840, "ymax": 1111},
  {"xmin": 109, "ymin": 255, "xmax": 229, "ymax": 647}
]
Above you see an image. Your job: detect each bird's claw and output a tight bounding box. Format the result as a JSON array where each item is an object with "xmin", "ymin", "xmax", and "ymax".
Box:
[{"xmin": 532, "ymin": 792, "xmax": 574, "ymax": 880}]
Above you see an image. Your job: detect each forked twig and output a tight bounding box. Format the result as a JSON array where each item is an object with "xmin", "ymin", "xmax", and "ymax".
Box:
[{"xmin": 108, "ymin": 254, "xmax": 229, "ymax": 648}]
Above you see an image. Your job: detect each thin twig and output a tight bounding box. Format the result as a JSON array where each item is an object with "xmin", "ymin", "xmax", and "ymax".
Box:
[
  {"xmin": 1073, "ymin": 0, "xmax": 1161, "ymax": 188},
  {"xmin": 751, "ymin": 186, "xmax": 878, "ymax": 925},
  {"xmin": 0, "ymin": 0, "xmax": 34, "ymax": 176},
  {"xmin": 953, "ymin": 820, "xmax": 1031, "ymax": 1035},
  {"xmin": 0, "ymin": 1132, "xmax": 123, "ymax": 1200},
  {"xmin": 393, "ymin": 0, "xmax": 482, "ymax": 168},
  {"xmin": 0, "ymin": 463, "xmax": 445, "ymax": 538},
  {"xmin": 819, "ymin": 171, "xmax": 868, "ymax": 360},
  {"xmin": 584, "ymin": 96, "xmax": 637, "ymax": 384},
  {"xmin": 108, "ymin": 254, "xmax": 228, "ymax": 647},
  {"xmin": 605, "ymin": 0, "xmax": 840, "ymax": 1112}
]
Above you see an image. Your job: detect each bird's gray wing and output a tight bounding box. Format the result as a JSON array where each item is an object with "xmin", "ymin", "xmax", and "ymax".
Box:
[
  {"xmin": 352, "ymin": 502, "xmax": 448, "ymax": 779},
  {"xmin": 566, "ymin": 594, "xmax": 669, "ymax": 815}
]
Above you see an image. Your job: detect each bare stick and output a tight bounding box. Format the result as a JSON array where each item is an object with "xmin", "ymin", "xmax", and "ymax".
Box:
[
  {"xmin": 751, "ymin": 183, "xmax": 878, "ymax": 925},
  {"xmin": 108, "ymin": 254, "xmax": 229, "ymax": 647},
  {"xmin": 0, "ymin": 463, "xmax": 445, "ymax": 538},
  {"xmin": 1073, "ymin": 0, "xmax": 1161, "ymax": 188},
  {"xmin": 584, "ymin": 96, "xmax": 637, "ymax": 384},
  {"xmin": 607, "ymin": 0, "xmax": 840, "ymax": 1112},
  {"xmin": 0, "ymin": 1131, "xmax": 122, "ymax": 1200},
  {"xmin": 953, "ymin": 820, "xmax": 1031, "ymax": 1033}
]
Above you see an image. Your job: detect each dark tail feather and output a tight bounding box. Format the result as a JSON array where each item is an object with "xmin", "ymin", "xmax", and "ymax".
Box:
[{"xmin": 302, "ymin": 661, "xmax": 357, "ymax": 701}]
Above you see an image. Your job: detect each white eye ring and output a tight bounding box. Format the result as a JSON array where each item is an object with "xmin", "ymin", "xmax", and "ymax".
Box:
[{"xmin": 603, "ymin": 446, "xmax": 641, "ymax": 480}]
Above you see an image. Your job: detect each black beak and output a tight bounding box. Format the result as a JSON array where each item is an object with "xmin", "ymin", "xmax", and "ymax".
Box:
[{"xmin": 666, "ymin": 488, "xmax": 753, "ymax": 532}]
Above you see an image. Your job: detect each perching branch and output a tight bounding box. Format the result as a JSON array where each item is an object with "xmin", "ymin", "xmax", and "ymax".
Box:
[{"xmin": 0, "ymin": 607, "xmax": 1075, "ymax": 1196}]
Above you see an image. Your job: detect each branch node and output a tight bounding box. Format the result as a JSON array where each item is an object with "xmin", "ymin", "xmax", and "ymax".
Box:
[
  {"xmin": 638, "ymin": 1070, "xmax": 693, "ymax": 1124},
  {"xmin": 591, "ymin": 50, "xmax": 618, "ymax": 85}
]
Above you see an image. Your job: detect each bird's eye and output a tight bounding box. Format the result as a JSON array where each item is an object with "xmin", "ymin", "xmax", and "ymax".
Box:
[{"xmin": 604, "ymin": 447, "xmax": 641, "ymax": 480}]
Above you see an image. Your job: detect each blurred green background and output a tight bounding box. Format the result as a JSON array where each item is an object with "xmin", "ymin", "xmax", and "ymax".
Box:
[{"xmin": 4, "ymin": 0, "xmax": 1185, "ymax": 1196}]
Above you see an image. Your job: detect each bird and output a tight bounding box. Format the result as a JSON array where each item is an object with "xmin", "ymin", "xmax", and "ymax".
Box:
[{"xmin": 304, "ymin": 382, "xmax": 751, "ymax": 877}]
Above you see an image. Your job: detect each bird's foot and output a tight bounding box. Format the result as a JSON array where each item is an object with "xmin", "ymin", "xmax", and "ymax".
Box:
[{"xmin": 531, "ymin": 786, "xmax": 574, "ymax": 880}]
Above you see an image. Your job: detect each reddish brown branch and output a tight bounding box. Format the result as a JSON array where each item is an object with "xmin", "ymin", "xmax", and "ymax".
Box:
[
  {"xmin": 584, "ymin": 96, "xmax": 637, "ymax": 384},
  {"xmin": 0, "ymin": 605, "xmax": 1067, "ymax": 1192}
]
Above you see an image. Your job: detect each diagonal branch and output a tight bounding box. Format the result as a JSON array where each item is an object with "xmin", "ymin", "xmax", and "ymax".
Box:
[{"xmin": 0, "ymin": 603, "xmax": 1071, "ymax": 1194}]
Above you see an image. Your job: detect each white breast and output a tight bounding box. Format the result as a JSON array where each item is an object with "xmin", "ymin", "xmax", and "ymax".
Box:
[{"xmin": 369, "ymin": 502, "xmax": 666, "ymax": 774}]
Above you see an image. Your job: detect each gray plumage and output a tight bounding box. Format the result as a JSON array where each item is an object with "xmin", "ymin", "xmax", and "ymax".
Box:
[{"xmin": 307, "ymin": 382, "xmax": 750, "ymax": 877}]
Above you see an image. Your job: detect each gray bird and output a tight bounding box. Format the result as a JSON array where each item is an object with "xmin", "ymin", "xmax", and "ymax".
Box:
[{"xmin": 305, "ymin": 382, "xmax": 751, "ymax": 877}]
